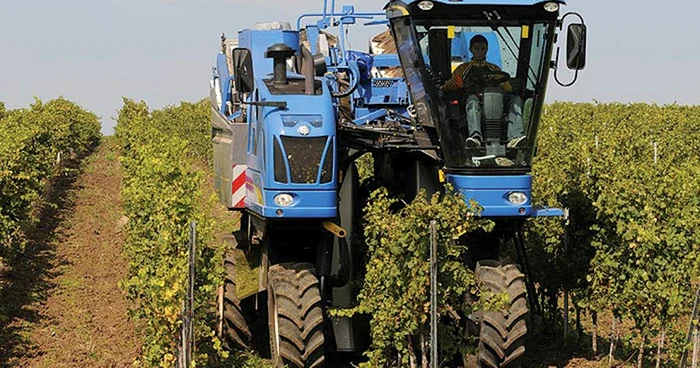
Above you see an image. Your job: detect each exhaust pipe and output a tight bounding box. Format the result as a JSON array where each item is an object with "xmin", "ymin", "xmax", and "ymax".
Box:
[
  {"xmin": 301, "ymin": 45, "xmax": 315, "ymax": 95},
  {"xmin": 265, "ymin": 43, "xmax": 295, "ymax": 85}
]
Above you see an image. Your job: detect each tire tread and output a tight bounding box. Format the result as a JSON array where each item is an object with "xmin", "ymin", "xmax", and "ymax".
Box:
[
  {"xmin": 268, "ymin": 263, "xmax": 325, "ymax": 368},
  {"xmin": 476, "ymin": 262, "xmax": 529, "ymax": 368}
]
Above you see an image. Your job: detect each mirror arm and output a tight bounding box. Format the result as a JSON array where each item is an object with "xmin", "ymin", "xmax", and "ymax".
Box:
[
  {"xmin": 557, "ymin": 12, "xmax": 586, "ymax": 30},
  {"xmin": 553, "ymin": 48, "xmax": 580, "ymax": 88}
]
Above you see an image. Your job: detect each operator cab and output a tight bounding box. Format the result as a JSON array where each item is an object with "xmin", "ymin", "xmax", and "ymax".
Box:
[{"xmin": 387, "ymin": 0, "xmax": 570, "ymax": 174}]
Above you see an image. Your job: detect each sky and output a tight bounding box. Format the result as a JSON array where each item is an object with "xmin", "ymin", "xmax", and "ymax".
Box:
[{"xmin": 1, "ymin": 0, "xmax": 699, "ymax": 135}]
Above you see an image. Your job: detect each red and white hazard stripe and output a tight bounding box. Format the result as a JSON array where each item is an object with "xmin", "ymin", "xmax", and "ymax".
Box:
[{"xmin": 231, "ymin": 164, "xmax": 246, "ymax": 208}]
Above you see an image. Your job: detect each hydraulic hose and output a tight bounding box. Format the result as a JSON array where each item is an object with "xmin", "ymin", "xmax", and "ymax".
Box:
[{"xmin": 331, "ymin": 62, "xmax": 360, "ymax": 98}]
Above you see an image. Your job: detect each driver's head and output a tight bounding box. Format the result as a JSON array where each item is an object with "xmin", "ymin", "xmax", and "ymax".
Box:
[{"xmin": 470, "ymin": 35, "xmax": 488, "ymax": 61}]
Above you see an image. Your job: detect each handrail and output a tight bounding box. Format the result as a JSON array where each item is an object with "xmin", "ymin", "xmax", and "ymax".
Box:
[{"xmin": 296, "ymin": 12, "xmax": 385, "ymax": 30}]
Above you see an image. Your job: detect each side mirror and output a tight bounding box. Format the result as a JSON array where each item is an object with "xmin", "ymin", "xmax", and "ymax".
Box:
[
  {"xmin": 232, "ymin": 48, "xmax": 254, "ymax": 94},
  {"xmin": 566, "ymin": 24, "xmax": 587, "ymax": 70},
  {"xmin": 554, "ymin": 12, "xmax": 587, "ymax": 87}
]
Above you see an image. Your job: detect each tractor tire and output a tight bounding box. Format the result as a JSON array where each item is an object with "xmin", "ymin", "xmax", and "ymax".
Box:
[
  {"xmin": 220, "ymin": 251, "xmax": 252, "ymax": 350},
  {"xmin": 475, "ymin": 261, "xmax": 529, "ymax": 368},
  {"xmin": 267, "ymin": 263, "xmax": 325, "ymax": 368}
]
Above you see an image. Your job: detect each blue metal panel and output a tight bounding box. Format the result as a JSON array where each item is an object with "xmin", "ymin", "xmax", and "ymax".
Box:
[
  {"xmin": 447, "ymin": 174, "xmax": 533, "ymax": 217},
  {"xmin": 257, "ymin": 77, "xmax": 337, "ymax": 189},
  {"xmin": 403, "ymin": 0, "xmax": 566, "ymax": 5},
  {"xmin": 353, "ymin": 109, "xmax": 388, "ymax": 125},
  {"xmin": 241, "ymin": 77, "xmax": 338, "ymax": 220},
  {"xmin": 372, "ymin": 54, "xmax": 401, "ymax": 68},
  {"xmin": 355, "ymin": 78, "xmax": 409, "ymax": 108}
]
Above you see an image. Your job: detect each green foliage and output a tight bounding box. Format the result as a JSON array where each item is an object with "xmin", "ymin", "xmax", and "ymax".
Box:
[
  {"xmin": 338, "ymin": 186, "xmax": 490, "ymax": 367},
  {"xmin": 150, "ymin": 99, "xmax": 212, "ymax": 163},
  {"xmin": 229, "ymin": 351, "xmax": 272, "ymax": 368},
  {"xmin": 0, "ymin": 97, "xmax": 100, "ymax": 258},
  {"xmin": 528, "ymin": 102, "xmax": 700, "ymax": 355},
  {"xmin": 355, "ymin": 153, "xmax": 374, "ymax": 184},
  {"xmin": 116, "ymin": 98, "xmax": 226, "ymax": 367}
]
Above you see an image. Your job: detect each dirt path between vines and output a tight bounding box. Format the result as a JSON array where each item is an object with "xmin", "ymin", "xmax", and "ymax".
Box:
[{"xmin": 0, "ymin": 138, "xmax": 141, "ymax": 367}]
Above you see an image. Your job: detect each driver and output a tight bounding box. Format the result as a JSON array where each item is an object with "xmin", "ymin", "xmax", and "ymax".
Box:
[{"xmin": 443, "ymin": 34, "xmax": 526, "ymax": 149}]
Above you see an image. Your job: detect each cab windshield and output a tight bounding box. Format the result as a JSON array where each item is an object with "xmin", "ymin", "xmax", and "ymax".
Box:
[{"xmin": 390, "ymin": 13, "xmax": 556, "ymax": 172}]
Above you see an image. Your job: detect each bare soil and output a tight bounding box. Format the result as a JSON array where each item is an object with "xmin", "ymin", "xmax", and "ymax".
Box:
[{"xmin": 0, "ymin": 138, "xmax": 141, "ymax": 367}]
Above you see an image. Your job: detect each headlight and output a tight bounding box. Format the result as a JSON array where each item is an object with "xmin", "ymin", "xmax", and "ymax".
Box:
[
  {"xmin": 543, "ymin": 2, "xmax": 560, "ymax": 12},
  {"xmin": 274, "ymin": 194, "xmax": 294, "ymax": 207},
  {"xmin": 508, "ymin": 192, "xmax": 528, "ymax": 205},
  {"xmin": 417, "ymin": 1, "xmax": 434, "ymax": 11}
]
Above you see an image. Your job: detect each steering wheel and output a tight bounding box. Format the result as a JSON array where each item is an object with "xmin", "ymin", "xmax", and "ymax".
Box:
[{"xmin": 466, "ymin": 70, "xmax": 511, "ymax": 89}]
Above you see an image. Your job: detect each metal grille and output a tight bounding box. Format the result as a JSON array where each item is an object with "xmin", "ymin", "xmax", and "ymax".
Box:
[{"xmin": 280, "ymin": 136, "xmax": 328, "ymax": 184}]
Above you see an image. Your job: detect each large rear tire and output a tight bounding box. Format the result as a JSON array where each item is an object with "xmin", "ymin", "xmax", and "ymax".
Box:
[
  {"xmin": 219, "ymin": 249, "xmax": 252, "ymax": 350},
  {"xmin": 268, "ymin": 263, "xmax": 325, "ymax": 368},
  {"xmin": 475, "ymin": 261, "xmax": 528, "ymax": 368}
]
